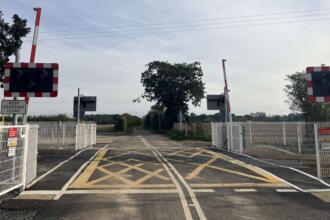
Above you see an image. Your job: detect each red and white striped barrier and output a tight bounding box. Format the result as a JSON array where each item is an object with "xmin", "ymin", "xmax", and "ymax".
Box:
[
  {"xmin": 30, "ymin": 7, "xmax": 41, "ymax": 63},
  {"xmin": 306, "ymin": 66, "xmax": 330, "ymax": 102},
  {"xmin": 4, "ymin": 62, "xmax": 58, "ymax": 97}
]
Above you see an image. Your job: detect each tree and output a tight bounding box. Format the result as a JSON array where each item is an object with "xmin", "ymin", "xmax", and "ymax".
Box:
[
  {"xmin": 140, "ymin": 61, "xmax": 205, "ymax": 128},
  {"xmin": 284, "ymin": 70, "xmax": 330, "ymax": 121},
  {"xmin": 0, "ymin": 11, "xmax": 30, "ymax": 81}
]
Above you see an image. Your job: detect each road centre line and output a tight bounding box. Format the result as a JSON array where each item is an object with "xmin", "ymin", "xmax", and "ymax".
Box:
[
  {"xmin": 141, "ymin": 138, "xmax": 206, "ymax": 220},
  {"xmin": 140, "ymin": 138, "xmax": 193, "ymax": 220},
  {"xmin": 53, "ymin": 144, "xmax": 108, "ymax": 200},
  {"xmin": 26, "ymin": 145, "xmax": 95, "ymax": 188}
]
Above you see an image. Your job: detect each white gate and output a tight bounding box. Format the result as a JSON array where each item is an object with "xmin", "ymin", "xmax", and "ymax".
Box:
[
  {"xmin": 314, "ymin": 123, "xmax": 330, "ymax": 178},
  {"xmin": 0, "ymin": 125, "xmax": 38, "ymax": 196}
]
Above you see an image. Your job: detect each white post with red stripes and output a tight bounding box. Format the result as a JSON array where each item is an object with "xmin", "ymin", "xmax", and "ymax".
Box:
[
  {"xmin": 30, "ymin": 7, "xmax": 41, "ymax": 63},
  {"xmin": 23, "ymin": 7, "xmax": 41, "ymax": 124},
  {"xmin": 222, "ymin": 59, "xmax": 233, "ymax": 151}
]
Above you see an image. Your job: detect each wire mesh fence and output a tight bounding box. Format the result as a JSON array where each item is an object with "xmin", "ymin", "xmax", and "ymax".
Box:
[
  {"xmin": 212, "ymin": 121, "xmax": 330, "ymax": 178},
  {"xmin": 35, "ymin": 122, "xmax": 96, "ymax": 152},
  {"xmin": 211, "ymin": 121, "xmax": 317, "ymax": 154},
  {"xmin": 0, "ymin": 125, "xmax": 38, "ymax": 196}
]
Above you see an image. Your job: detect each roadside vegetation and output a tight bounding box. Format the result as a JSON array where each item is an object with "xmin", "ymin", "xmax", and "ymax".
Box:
[{"xmin": 166, "ymin": 125, "xmax": 211, "ymax": 142}]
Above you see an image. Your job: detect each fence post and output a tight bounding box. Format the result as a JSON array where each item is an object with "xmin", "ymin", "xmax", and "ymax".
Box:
[
  {"xmin": 249, "ymin": 121, "xmax": 252, "ymax": 145},
  {"xmin": 314, "ymin": 123, "xmax": 321, "ymax": 178},
  {"xmin": 297, "ymin": 122, "xmax": 302, "ymax": 154},
  {"xmin": 22, "ymin": 125, "xmax": 29, "ymax": 189},
  {"xmin": 62, "ymin": 123, "xmax": 65, "ymax": 146},
  {"xmin": 239, "ymin": 124, "xmax": 243, "ymax": 153},
  {"xmin": 282, "ymin": 122, "xmax": 287, "ymax": 146}
]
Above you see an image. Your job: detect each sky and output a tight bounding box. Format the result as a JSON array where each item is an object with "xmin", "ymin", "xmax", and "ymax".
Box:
[{"xmin": 1, "ymin": 0, "xmax": 330, "ymax": 117}]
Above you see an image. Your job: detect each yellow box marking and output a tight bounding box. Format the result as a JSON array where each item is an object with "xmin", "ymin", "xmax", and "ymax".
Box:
[
  {"xmin": 185, "ymin": 157, "xmax": 218, "ymax": 180},
  {"xmin": 70, "ymin": 148, "xmax": 108, "ymax": 188},
  {"xmin": 163, "ymin": 148, "xmax": 284, "ymax": 185},
  {"xmin": 70, "ymin": 147, "xmax": 173, "ymax": 189}
]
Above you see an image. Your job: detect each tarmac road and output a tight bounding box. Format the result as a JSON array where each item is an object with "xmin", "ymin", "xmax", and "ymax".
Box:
[{"xmin": 1, "ymin": 133, "xmax": 330, "ymax": 220}]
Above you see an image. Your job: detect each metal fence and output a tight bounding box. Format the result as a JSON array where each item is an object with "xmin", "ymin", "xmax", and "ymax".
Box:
[
  {"xmin": 0, "ymin": 125, "xmax": 38, "ymax": 196},
  {"xmin": 36, "ymin": 122, "xmax": 96, "ymax": 152},
  {"xmin": 212, "ymin": 121, "xmax": 330, "ymax": 178},
  {"xmin": 211, "ymin": 121, "xmax": 316, "ymax": 154}
]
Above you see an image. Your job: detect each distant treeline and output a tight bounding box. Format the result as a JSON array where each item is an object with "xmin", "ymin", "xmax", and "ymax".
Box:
[
  {"xmin": 189, "ymin": 112, "xmax": 304, "ymax": 123},
  {"xmin": 2, "ymin": 112, "xmax": 304, "ymax": 126}
]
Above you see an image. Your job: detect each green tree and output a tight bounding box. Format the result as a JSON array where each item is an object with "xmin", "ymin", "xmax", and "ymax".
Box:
[
  {"xmin": 140, "ymin": 61, "xmax": 205, "ymax": 129},
  {"xmin": 0, "ymin": 11, "xmax": 30, "ymax": 81},
  {"xmin": 284, "ymin": 70, "xmax": 330, "ymax": 121}
]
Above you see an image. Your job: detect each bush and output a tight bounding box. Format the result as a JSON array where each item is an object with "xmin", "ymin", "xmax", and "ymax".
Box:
[
  {"xmin": 114, "ymin": 117, "xmax": 124, "ymax": 131},
  {"xmin": 114, "ymin": 114, "xmax": 143, "ymax": 131},
  {"xmin": 166, "ymin": 130, "xmax": 186, "ymax": 140},
  {"xmin": 166, "ymin": 127, "xmax": 211, "ymax": 142}
]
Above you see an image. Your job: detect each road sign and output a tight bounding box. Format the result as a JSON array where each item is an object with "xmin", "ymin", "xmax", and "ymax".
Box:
[
  {"xmin": 1, "ymin": 100, "xmax": 26, "ymax": 114},
  {"xmin": 207, "ymin": 94, "xmax": 225, "ymax": 110},
  {"xmin": 306, "ymin": 66, "xmax": 330, "ymax": 102},
  {"xmin": 7, "ymin": 127, "xmax": 17, "ymax": 157},
  {"xmin": 73, "ymin": 96, "xmax": 97, "ymax": 118},
  {"xmin": 4, "ymin": 62, "xmax": 58, "ymax": 97}
]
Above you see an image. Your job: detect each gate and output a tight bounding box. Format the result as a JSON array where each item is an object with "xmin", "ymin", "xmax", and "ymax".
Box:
[
  {"xmin": 314, "ymin": 123, "xmax": 330, "ymax": 178},
  {"xmin": 0, "ymin": 125, "xmax": 38, "ymax": 196}
]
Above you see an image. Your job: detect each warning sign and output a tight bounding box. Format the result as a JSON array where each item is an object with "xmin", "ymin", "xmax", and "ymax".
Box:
[
  {"xmin": 1, "ymin": 100, "xmax": 26, "ymax": 114},
  {"xmin": 319, "ymin": 127, "xmax": 330, "ymax": 149},
  {"xmin": 7, "ymin": 127, "xmax": 17, "ymax": 157}
]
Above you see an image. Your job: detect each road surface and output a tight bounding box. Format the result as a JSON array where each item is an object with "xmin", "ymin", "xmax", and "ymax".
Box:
[{"xmin": 1, "ymin": 133, "xmax": 330, "ymax": 219}]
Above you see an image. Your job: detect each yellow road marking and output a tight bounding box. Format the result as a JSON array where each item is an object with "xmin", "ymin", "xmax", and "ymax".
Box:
[
  {"xmin": 204, "ymin": 149, "xmax": 283, "ymax": 184},
  {"xmin": 168, "ymin": 148, "xmax": 188, "ymax": 156},
  {"xmin": 312, "ymin": 192, "xmax": 330, "ymax": 203},
  {"xmin": 185, "ymin": 157, "xmax": 217, "ymax": 180},
  {"xmin": 135, "ymin": 168, "xmax": 164, "ymax": 184},
  {"xmin": 244, "ymin": 164, "xmax": 283, "ymax": 183},
  {"xmin": 71, "ymin": 146, "xmax": 171, "ymax": 189},
  {"xmin": 116, "ymin": 162, "xmax": 170, "ymax": 181},
  {"xmin": 70, "ymin": 148, "xmax": 108, "ymax": 188},
  {"xmin": 203, "ymin": 164, "xmax": 272, "ymax": 183},
  {"xmin": 87, "ymin": 163, "xmax": 144, "ymax": 186},
  {"xmin": 189, "ymin": 149, "xmax": 205, "ymax": 158}
]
